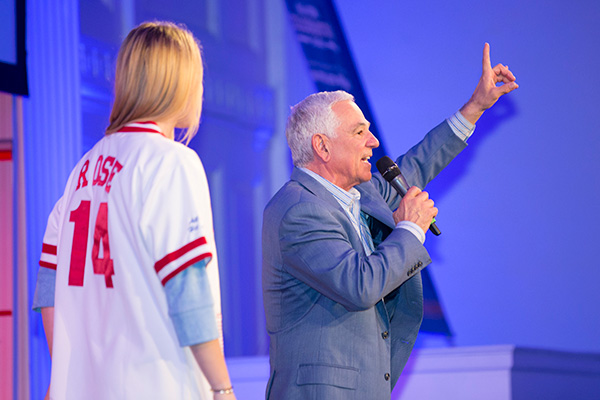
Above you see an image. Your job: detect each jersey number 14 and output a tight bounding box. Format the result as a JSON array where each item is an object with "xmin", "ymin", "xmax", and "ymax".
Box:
[{"xmin": 69, "ymin": 200, "xmax": 114, "ymax": 288}]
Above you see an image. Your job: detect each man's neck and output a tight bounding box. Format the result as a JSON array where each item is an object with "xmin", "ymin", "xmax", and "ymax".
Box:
[{"xmin": 302, "ymin": 163, "xmax": 353, "ymax": 192}]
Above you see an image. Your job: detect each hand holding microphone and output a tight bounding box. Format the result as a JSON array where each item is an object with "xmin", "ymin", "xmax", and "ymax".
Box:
[{"xmin": 376, "ymin": 156, "xmax": 442, "ymax": 236}]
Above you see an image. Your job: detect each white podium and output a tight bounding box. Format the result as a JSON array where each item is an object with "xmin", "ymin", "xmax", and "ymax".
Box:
[
  {"xmin": 227, "ymin": 345, "xmax": 600, "ymax": 399},
  {"xmin": 393, "ymin": 345, "xmax": 600, "ymax": 400}
]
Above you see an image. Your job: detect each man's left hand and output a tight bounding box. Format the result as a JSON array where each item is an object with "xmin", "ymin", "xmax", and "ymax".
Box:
[{"xmin": 460, "ymin": 42, "xmax": 519, "ymax": 124}]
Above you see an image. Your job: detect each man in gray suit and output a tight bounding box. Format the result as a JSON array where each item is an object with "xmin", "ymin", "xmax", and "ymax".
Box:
[{"xmin": 262, "ymin": 43, "xmax": 518, "ymax": 399}]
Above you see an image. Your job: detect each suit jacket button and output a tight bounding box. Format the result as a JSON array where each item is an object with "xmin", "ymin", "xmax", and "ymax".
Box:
[
  {"xmin": 384, "ymin": 373, "xmax": 390, "ymax": 381},
  {"xmin": 382, "ymin": 331, "xmax": 389, "ymax": 339},
  {"xmin": 418, "ymin": 261, "xmax": 423, "ymax": 267}
]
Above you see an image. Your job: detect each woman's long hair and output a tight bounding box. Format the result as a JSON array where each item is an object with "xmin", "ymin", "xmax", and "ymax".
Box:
[{"xmin": 106, "ymin": 21, "xmax": 203, "ymax": 144}]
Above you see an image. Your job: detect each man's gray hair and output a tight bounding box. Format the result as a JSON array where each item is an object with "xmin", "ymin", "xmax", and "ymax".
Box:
[{"xmin": 285, "ymin": 90, "xmax": 354, "ymax": 167}]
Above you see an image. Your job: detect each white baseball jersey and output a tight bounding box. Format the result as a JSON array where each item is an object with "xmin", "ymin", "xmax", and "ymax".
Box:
[{"xmin": 39, "ymin": 122, "xmax": 222, "ymax": 399}]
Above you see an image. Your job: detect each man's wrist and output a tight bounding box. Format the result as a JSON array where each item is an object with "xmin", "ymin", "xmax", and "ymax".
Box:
[
  {"xmin": 396, "ymin": 221, "xmax": 426, "ymax": 244},
  {"xmin": 458, "ymin": 99, "xmax": 484, "ymax": 125}
]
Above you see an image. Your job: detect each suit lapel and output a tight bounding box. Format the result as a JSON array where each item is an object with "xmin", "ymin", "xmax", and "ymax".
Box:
[
  {"xmin": 291, "ymin": 167, "xmax": 344, "ymax": 211},
  {"xmin": 356, "ymin": 182, "xmax": 395, "ymax": 250},
  {"xmin": 291, "ymin": 168, "xmax": 366, "ymax": 253},
  {"xmin": 356, "ymin": 182, "xmax": 395, "ymax": 229},
  {"xmin": 357, "ymin": 185, "xmax": 395, "ymax": 325}
]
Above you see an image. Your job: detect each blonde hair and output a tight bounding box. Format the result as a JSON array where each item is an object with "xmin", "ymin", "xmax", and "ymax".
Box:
[{"xmin": 106, "ymin": 21, "xmax": 203, "ymax": 144}]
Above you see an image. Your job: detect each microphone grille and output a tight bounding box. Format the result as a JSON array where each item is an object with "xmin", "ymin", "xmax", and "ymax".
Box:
[{"xmin": 376, "ymin": 156, "xmax": 400, "ymax": 181}]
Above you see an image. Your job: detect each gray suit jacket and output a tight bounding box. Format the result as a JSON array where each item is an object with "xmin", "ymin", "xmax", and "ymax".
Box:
[{"xmin": 262, "ymin": 121, "xmax": 467, "ymax": 399}]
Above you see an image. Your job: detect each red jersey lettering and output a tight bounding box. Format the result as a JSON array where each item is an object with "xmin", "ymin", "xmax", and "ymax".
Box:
[{"xmin": 76, "ymin": 160, "xmax": 89, "ymax": 191}]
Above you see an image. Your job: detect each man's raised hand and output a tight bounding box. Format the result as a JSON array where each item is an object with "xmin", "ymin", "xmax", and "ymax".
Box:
[{"xmin": 460, "ymin": 43, "xmax": 519, "ymax": 124}]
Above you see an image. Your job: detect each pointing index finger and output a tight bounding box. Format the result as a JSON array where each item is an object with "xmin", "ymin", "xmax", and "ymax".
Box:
[{"xmin": 482, "ymin": 42, "xmax": 491, "ymax": 72}]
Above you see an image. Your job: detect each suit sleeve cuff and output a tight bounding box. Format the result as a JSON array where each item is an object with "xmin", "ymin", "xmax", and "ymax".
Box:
[{"xmin": 395, "ymin": 221, "xmax": 426, "ymax": 244}]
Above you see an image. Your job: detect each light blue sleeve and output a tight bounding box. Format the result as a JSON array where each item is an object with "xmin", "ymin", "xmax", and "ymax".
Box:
[
  {"xmin": 32, "ymin": 267, "xmax": 56, "ymax": 312},
  {"xmin": 164, "ymin": 259, "xmax": 219, "ymax": 347}
]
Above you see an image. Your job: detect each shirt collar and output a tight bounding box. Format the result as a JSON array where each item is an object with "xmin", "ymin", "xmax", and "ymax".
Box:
[
  {"xmin": 299, "ymin": 167, "xmax": 361, "ymax": 211},
  {"xmin": 118, "ymin": 121, "xmax": 164, "ymax": 136}
]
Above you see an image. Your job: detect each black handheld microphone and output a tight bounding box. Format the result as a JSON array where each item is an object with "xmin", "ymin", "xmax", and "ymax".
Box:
[{"xmin": 375, "ymin": 156, "xmax": 441, "ymax": 236}]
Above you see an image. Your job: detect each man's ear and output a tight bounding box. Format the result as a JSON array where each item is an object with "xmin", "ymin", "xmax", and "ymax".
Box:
[{"xmin": 312, "ymin": 133, "xmax": 330, "ymax": 162}]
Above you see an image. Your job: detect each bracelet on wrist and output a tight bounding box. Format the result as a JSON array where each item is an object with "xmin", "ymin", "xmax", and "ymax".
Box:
[{"xmin": 211, "ymin": 386, "xmax": 234, "ymax": 395}]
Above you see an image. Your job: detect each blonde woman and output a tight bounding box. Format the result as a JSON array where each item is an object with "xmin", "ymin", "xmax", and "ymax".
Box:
[{"xmin": 33, "ymin": 22, "xmax": 235, "ymax": 399}]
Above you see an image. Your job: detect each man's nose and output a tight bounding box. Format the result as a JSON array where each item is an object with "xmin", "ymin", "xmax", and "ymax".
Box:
[{"xmin": 367, "ymin": 130, "xmax": 380, "ymax": 148}]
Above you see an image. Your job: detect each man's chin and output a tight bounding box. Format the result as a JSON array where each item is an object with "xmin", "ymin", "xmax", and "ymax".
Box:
[{"xmin": 360, "ymin": 171, "xmax": 373, "ymax": 183}]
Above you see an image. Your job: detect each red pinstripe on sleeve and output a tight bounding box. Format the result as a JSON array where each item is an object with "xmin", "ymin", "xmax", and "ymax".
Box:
[
  {"xmin": 154, "ymin": 237, "xmax": 212, "ymax": 286},
  {"xmin": 39, "ymin": 243, "xmax": 58, "ymax": 270}
]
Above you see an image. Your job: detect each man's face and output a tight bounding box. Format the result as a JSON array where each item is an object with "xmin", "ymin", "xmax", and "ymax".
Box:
[{"xmin": 327, "ymin": 100, "xmax": 380, "ymax": 191}]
